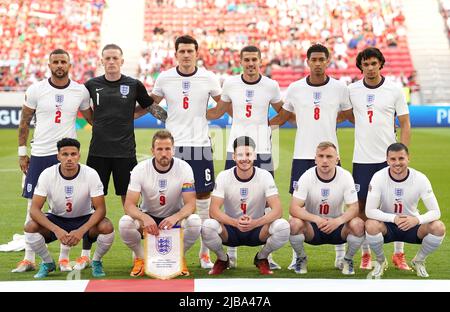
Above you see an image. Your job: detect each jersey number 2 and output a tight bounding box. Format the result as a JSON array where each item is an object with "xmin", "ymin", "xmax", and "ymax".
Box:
[{"xmin": 55, "ymin": 110, "xmax": 61, "ymax": 123}]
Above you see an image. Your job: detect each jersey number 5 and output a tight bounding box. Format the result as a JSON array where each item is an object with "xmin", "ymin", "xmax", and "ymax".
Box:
[
  {"xmin": 183, "ymin": 96, "xmax": 189, "ymax": 109},
  {"xmin": 245, "ymin": 104, "xmax": 252, "ymax": 117},
  {"xmin": 55, "ymin": 110, "xmax": 61, "ymax": 123}
]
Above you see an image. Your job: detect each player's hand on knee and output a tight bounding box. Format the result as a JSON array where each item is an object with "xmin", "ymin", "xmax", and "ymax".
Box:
[
  {"xmin": 19, "ymin": 156, "xmax": 30, "ymax": 174},
  {"xmin": 159, "ymin": 216, "xmax": 177, "ymax": 230}
]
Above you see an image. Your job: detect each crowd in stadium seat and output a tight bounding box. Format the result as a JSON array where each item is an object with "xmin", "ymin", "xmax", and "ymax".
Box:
[
  {"xmin": 440, "ymin": 0, "xmax": 450, "ymax": 39},
  {"xmin": 0, "ymin": 0, "xmax": 105, "ymax": 91},
  {"xmin": 140, "ymin": 0, "xmax": 414, "ymax": 90}
]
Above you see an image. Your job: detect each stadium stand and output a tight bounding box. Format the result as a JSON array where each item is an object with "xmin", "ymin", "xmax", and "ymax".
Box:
[
  {"xmin": 140, "ymin": 0, "xmax": 415, "ymax": 88},
  {"xmin": 0, "ymin": 0, "xmax": 105, "ymax": 91}
]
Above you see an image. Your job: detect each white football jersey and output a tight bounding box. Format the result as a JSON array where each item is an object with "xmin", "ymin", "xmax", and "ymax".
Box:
[
  {"xmin": 283, "ymin": 77, "xmax": 351, "ymax": 159},
  {"xmin": 152, "ymin": 67, "xmax": 221, "ymax": 147},
  {"xmin": 293, "ymin": 166, "xmax": 358, "ymax": 218},
  {"xmin": 366, "ymin": 167, "xmax": 439, "ymax": 224},
  {"xmin": 25, "ymin": 79, "xmax": 90, "ymax": 156},
  {"xmin": 222, "ymin": 75, "xmax": 282, "ymax": 153},
  {"xmin": 212, "ymin": 167, "xmax": 278, "ymax": 219},
  {"xmin": 34, "ymin": 164, "xmax": 103, "ymax": 218},
  {"xmin": 128, "ymin": 157, "xmax": 195, "ymax": 218},
  {"xmin": 349, "ymin": 77, "xmax": 409, "ymax": 163}
]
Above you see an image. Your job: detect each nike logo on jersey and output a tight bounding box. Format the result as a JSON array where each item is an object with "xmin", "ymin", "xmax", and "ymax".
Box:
[
  {"xmin": 96, "ymin": 88, "xmax": 104, "ymax": 91},
  {"xmin": 205, "ymin": 182, "xmax": 213, "ymax": 187}
]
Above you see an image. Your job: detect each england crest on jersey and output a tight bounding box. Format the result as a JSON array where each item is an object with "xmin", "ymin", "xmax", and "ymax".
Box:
[
  {"xmin": 321, "ymin": 188, "xmax": 330, "ymax": 198},
  {"xmin": 55, "ymin": 94, "xmax": 64, "ymax": 106},
  {"xmin": 120, "ymin": 85, "xmax": 129, "ymax": 96},
  {"xmin": 245, "ymin": 89, "xmax": 254, "ymax": 99},
  {"xmin": 182, "ymin": 81, "xmax": 190, "ymax": 92},
  {"xmin": 240, "ymin": 187, "xmax": 249, "ymax": 199},
  {"xmin": 156, "ymin": 236, "xmax": 172, "ymax": 255},
  {"xmin": 313, "ymin": 92, "xmax": 321, "ymax": 104},
  {"xmin": 64, "ymin": 185, "xmax": 74, "ymax": 197},
  {"xmin": 366, "ymin": 94, "xmax": 375, "ymax": 107},
  {"xmin": 395, "ymin": 188, "xmax": 404, "ymax": 197},
  {"xmin": 159, "ymin": 179, "xmax": 167, "ymax": 191}
]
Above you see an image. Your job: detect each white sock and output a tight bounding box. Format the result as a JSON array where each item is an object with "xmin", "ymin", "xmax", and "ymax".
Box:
[
  {"xmin": 23, "ymin": 200, "xmax": 35, "ymax": 262},
  {"xmin": 59, "ymin": 244, "xmax": 70, "ymax": 261},
  {"xmin": 361, "ymin": 240, "xmax": 371, "ymax": 254},
  {"xmin": 345, "ymin": 234, "xmax": 364, "ymax": 259},
  {"xmin": 197, "ymin": 198, "xmax": 211, "ymax": 257},
  {"xmin": 227, "ymin": 246, "xmax": 237, "ymax": 258},
  {"xmin": 201, "ymin": 219, "xmax": 227, "ymax": 261},
  {"xmin": 81, "ymin": 249, "xmax": 91, "ymax": 258},
  {"xmin": 25, "ymin": 232, "xmax": 52, "ymax": 263},
  {"xmin": 92, "ymin": 232, "xmax": 114, "ymax": 261},
  {"xmin": 365, "ymin": 232, "xmax": 384, "ymax": 262},
  {"xmin": 394, "ymin": 241, "xmax": 404, "ymax": 254},
  {"xmin": 119, "ymin": 216, "xmax": 144, "ymax": 259},
  {"xmin": 183, "ymin": 214, "xmax": 201, "ymax": 253},
  {"xmin": 258, "ymin": 219, "xmax": 290, "ymax": 259},
  {"xmin": 415, "ymin": 234, "xmax": 445, "ymax": 262},
  {"xmin": 290, "ymin": 234, "xmax": 306, "ymax": 258},
  {"xmin": 335, "ymin": 243, "xmax": 346, "ymax": 259}
]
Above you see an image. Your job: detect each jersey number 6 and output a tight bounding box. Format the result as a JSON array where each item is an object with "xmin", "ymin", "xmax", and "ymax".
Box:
[{"xmin": 183, "ymin": 96, "xmax": 189, "ymax": 109}]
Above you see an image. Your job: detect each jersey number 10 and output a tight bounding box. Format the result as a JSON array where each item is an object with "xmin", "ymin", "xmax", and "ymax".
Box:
[{"xmin": 319, "ymin": 203, "xmax": 329, "ymax": 215}]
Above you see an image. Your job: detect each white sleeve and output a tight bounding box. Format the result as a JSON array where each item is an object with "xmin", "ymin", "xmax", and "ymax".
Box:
[
  {"xmin": 151, "ymin": 74, "xmax": 164, "ymax": 97},
  {"xmin": 292, "ymin": 172, "xmax": 309, "ymax": 201},
  {"xmin": 79, "ymin": 85, "xmax": 91, "ymax": 110},
  {"xmin": 33, "ymin": 169, "xmax": 49, "ymax": 197},
  {"xmin": 365, "ymin": 175, "xmax": 396, "ymax": 223},
  {"xmin": 394, "ymin": 87, "xmax": 409, "ymax": 116},
  {"xmin": 343, "ymin": 172, "xmax": 358, "ymax": 204},
  {"xmin": 263, "ymin": 171, "xmax": 278, "ymax": 198},
  {"xmin": 209, "ymin": 72, "xmax": 222, "ymax": 97},
  {"xmin": 270, "ymin": 81, "xmax": 282, "ymax": 103},
  {"xmin": 417, "ymin": 175, "xmax": 441, "ymax": 224},
  {"xmin": 282, "ymin": 85, "xmax": 295, "ymax": 113},
  {"xmin": 88, "ymin": 169, "xmax": 104, "ymax": 197},
  {"xmin": 211, "ymin": 172, "xmax": 225, "ymax": 198},
  {"xmin": 339, "ymin": 85, "xmax": 351, "ymax": 111},
  {"xmin": 24, "ymin": 84, "xmax": 38, "ymax": 109},
  {"xmin": 128, "ymin": 165, "xmax": 143, "ymax": 193},
  {"xmin": 220, "ymin": 79, "xmax": 231, "ymax": 102}
]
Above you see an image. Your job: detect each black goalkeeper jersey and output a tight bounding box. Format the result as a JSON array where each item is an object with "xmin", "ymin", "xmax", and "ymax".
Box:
[{"xmin": 85, "ymin": 75, "xmax": 153, "ymax": 158}]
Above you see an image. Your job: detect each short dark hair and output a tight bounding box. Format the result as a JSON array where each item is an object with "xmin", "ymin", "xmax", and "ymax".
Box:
[
  {"xmin": 240, "ymin": 45, "xmax": 261, "ymax": 59},
  {"xmin": 387, "ymin": 142, "xmax": 409, "ymax": 156},
  {"xmin": 102, "ymin": 44, "xmax": 123, "ymax": 55},
  {"xmin": 356, "ymin": 47, "xmax": 385, "ymax": 72},
  {"xmin": 317, "ymin": 141, "xmax": 337, "ymax": 151},
  {"xmin": 57, "ymin": 138, "xmax": 80, "ymax": 151},
  {"xmin": 49, "ymin": 49, "xmax": 70, "ymax": 61},
  {"xmin": 152, "ymin": 130, "xmax": 174, "ymax": 148},
  {"xmin": 307, "ymin": 44, "xmax": 329, "ymax": 59},
  {"xmin": 175, "ymin": 35, "xmax": 198, "ymax": 52},
  {"xmin": 233, "ymin": 136, "xmax": 256, "ymax": 151}
]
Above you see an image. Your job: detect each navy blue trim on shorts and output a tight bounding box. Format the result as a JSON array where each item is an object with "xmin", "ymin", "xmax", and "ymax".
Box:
[
  {"xmin": 383, "ymin": 222, "xmax": 422, "ymax": 244},
  {"xmin": 175, "ymin": 146, "xmax": 214, "ymax": 193},
  {"xmin": 44, "ymin": 213, "xmax": 96, "ymax": 244},
  {"xmin": 225, "ymin": 152, "xmax": 274, "ymax": 177},
  {"xmin": 307, "ymin": 222, "xmax": 346, "ymax": 245},
  {"xmin": 223, "ymin": 224, "xmax": 265, "ymax": 247},
  {"xmin": 352, "ymin": 162, "xmax": 387, "ymax": 200},
  {"xmin": 22, "ymin": 155, "xmax": 59, "ymax": 198}
]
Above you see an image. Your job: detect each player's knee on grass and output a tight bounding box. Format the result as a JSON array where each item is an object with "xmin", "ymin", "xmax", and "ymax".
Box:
[
  {"xmin": 289, "ymin": 217, "xmax": 305, "ymax": 235},
  {"xmin": 24, "ymin": 220, "xmax": 40, "ymax": 233},
  {"xmin": 119, "ymin": 215, "xmax": 141, "ymax": 240},
  {"xmin": 428, "ymin": 220, "xmax": 446, "ymax": 236},
  {"xmin": 97, "ymin": 218, "xmax": 114, "ymax": 234},
  {"xmin": 348, "ymin": 217, "xmax": 365, "ymax": 236},
  {"xmin": 183, "ymin": 214, "xmax": 202, "ymax": 252},
  {"xmin": 269, "ymin": 219, "xmax": 290, "ymax": 243},
  {"xmin": 365, "ymin": 219, "xmax": 383, "ymax": 235},
  {"xmin": 201, "ymin": 219, "xmax": 222, "ymax": 238}
]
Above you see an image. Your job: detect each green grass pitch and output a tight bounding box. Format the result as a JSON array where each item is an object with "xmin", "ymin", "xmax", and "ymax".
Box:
[{"xmin": 0, "ymin": 128, "xmax": 449, "ymax": 280}]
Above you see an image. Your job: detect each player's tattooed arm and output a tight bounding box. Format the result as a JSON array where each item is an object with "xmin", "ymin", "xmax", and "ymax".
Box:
[
  {"xmin": 18, "ymin": 105, "xmax": 35, "ymax": 173},
  {"xmin": 146, "ymin": 104, "xmax": 167, "ymax": 122},
  {"xmin": 18, "ymin": 105, "xmax": 35, "ymax": 147}
]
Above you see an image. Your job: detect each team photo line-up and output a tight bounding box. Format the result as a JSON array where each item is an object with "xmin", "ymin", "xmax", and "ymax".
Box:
[{"xmin": 14, "ymin": 34, "xmax": 445, "ymax": 279}]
